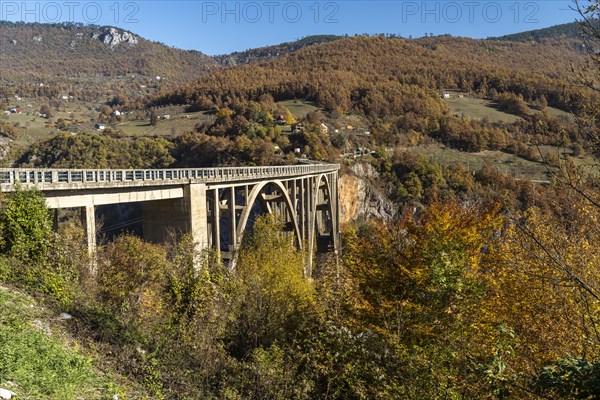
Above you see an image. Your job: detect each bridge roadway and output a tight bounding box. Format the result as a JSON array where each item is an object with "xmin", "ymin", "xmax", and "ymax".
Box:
[{"xmin": 0, "ymin": 164, "xmax": 340, "ymax": 273}]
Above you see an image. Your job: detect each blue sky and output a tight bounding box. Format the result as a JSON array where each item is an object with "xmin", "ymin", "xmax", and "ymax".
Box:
[{"xmin": 1, "ymin": 1, "xmax": 579, "ymax": 54}]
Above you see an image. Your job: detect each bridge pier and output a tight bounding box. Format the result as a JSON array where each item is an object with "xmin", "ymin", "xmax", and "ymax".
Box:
[
  {"xmin": 185, "ymin": 183, "xmax": 209, "ymax": 256},
  {"xmin": 210, "ymin": 188, "xmax": 221, "ymax": 257},
  {"xmin": 80, "ymin": 204, "xmax": 96, "ymax": 273},
  {"xmin": 142, "ymin": 183, "xmax": 208, "ymax": 253}
]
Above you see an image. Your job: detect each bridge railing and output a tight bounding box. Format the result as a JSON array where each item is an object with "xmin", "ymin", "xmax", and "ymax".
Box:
[{"xmin": 0, "ymin": 164, "xmax": 339, "ymax": 186}]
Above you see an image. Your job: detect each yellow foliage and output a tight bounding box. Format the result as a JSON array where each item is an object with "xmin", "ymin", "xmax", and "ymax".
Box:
[{"xmin": 485, "ymin": 201, "xmax": 600, "ymax": 374}]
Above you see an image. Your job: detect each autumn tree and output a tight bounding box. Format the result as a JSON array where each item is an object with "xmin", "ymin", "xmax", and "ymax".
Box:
[
  {"xmin": 343, "ymin": 201, "xmax": 504, "ymax": 397},
  {"xmin": 39, "ymin": 103, "xmax": 53, "ymax": 118},
  {"xmin": 226, "ymin": 214, "xmax": 314, "ymax": 358},
  {"xmin": 149, "ymin": 109, "xmax": 158, "ymax": 126},
  {"xmin": 574, "ymin": 0, "xmax": 600, "ymax": 155}
]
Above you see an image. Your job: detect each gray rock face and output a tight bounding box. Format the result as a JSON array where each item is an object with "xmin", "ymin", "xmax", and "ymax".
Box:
[
  {"xmin": 98, "ymin": 27, "xmax": 139, "ymax": 49},
  {"xmin": 338, "ymin": 163, "xmax": 396, "ymax": 224}
]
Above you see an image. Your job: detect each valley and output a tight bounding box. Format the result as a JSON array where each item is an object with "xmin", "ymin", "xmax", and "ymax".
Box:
[{"xmin": 1, "ymin": 12, "xmax": 600, "ymax": 399}]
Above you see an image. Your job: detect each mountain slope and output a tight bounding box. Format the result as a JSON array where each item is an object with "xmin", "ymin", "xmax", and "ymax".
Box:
[
  {"xmin": 214, "ymin": 34, "xmax": 342, "ymax": 66},
  {"xmin": 0, "ymin": 21, "xmax": 218, "ymax": 99},
  {"xmin": 493, "ymin": 21, "xmax": 581, "ymax": 42},
  {"xmin": 155, "ymin": 34, "xmax": 594, "ymax": 118}
]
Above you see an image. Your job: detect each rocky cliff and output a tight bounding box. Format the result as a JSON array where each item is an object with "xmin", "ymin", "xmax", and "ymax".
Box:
[
  {"xmin": 338, "ymin": 163, "xmax": 396, "ymax": 224},
  {"xmin": 95, "ymin": 27, "xmax": 139, "ymax": 49}
]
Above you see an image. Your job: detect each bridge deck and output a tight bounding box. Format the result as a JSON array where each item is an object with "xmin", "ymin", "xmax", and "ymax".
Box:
[{"xmin": 0, "ymin": 164, "xmax": 339, "ymax": 191}]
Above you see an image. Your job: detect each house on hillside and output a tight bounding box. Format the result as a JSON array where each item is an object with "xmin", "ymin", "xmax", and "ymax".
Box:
[
  {"xmin": 95, "ymin": 123, "xmax": 107, "ymax": 130},
  {"xmin": 319, "ymin": 123, "xmax": 329, "ymax": 134},
  {"xmin": 442, "ymin": 91, "xmax": 450, "ymax": 99},
  {"xmin": 293, "ymin": 123, "xmax": 304, "ymax": 133}
]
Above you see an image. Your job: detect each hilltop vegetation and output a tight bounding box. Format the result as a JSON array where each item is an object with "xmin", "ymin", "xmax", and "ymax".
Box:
[
  {"xmin": 494, "ymin": 21, "xmax": 582, "ymax": 42},
  {"xmin": 157, "ymin": 35, "xmax": 595, "ymax": 116},
  {"xmin": 215, "ymin": 34, "xmax": 342, "ymax": 66},
  {"xmin": 147, "ymin": 35, "xmax": 598, "ymax": 162}
]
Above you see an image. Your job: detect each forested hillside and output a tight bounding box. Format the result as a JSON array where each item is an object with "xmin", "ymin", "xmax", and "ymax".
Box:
[
  {"xmin": 495, "ymin": 21, "xmax": 581, "ymax": 41},
  {"xmin": 156, "ymin": 35, "xmax": 594, "ymax": 115},
  {"xmin": 0, "ymin": 22, "xmax": 218, "ymax": 101},
  {"xmin": 215, "ymin": 34, "xmax": 342, "ymax": 66},
  {"xmin": 147, "ymin": 34, "xmax": 598, "ymax": 161}
]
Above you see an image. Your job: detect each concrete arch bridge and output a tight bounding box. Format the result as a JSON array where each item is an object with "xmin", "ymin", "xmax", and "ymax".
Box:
[{"xmin": 0, "ymin": 164, "xmax": 340, "ymax": 273}]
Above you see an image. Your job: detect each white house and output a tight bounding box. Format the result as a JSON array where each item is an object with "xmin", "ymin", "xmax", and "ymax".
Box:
[{"xmin": 320, "ymin": 123, "xmax": 329, "ymax": 134}]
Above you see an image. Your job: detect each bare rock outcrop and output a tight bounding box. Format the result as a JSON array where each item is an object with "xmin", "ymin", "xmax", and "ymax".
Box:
[
  {"xmin": 98, "ymin": 27, "xmax": 139, "ymax": 49},
  {"xmin": 338, "ymin": 163, "xmax": 396, "ymax": 224}
]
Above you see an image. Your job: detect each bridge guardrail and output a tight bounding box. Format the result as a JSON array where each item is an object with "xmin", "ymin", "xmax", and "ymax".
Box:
[{"xmin": 0, "ymin": 164, "xmax": 339, "ymax": 187}]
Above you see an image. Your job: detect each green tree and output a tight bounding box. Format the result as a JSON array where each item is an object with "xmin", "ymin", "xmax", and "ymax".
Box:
[
  {"xmin": 0, "ymin": 188, "xmax": 52, "ymax": 262},
  {"xmin": 149, "ymin": 109, "xmax": 158, "ymax": 126},
  {"xmin": 39, "ymin": 103, "xmax": 53, "ymax": 119}
]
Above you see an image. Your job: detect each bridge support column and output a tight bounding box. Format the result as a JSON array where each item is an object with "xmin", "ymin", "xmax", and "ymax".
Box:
[
  {"xmin": 80, "ymin": 205, "xmax": 96, "ymax": 273},
  {"xmin": 142, "ymin": 183, "xmax": 209, "ymax": 262},
  {"xmin": 185, "ymin": 183, "xmax": 209, "ymax": 257},
  {"xmin": 306, "ymin": 177, "xmax": 315, "ymax": 277},
  {"xmin": 211, "ymin": 188, "xmax": 221, "ymax": 257},
  {"xmin": 332, "ymin": 172, "xmax": 341, "ymax": 255},
  {"xmin": 52, "ymin": 209, "xmax": 59, "ymax": 233}
]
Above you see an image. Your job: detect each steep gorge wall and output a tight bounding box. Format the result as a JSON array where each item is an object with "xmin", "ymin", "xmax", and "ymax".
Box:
[{"xmin": 338, "ymin": 163, "xmax": 396, "ymax": 224}]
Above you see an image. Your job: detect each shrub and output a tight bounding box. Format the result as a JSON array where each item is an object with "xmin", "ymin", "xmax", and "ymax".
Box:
[{"xmin": 0, "ymin": 187, "xmax": 52, "ymax": 262}]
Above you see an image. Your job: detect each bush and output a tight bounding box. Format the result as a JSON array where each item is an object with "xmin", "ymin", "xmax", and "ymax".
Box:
[
  {"xmin": 0, "ymin": 189, "xmax": 82, "ymax": 306},
  {"xmin": 0, "ymin": 187, "xmax": 52, "ymax": 262}
]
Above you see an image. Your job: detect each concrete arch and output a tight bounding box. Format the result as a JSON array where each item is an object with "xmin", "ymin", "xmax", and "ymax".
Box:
[
  {"xmin": 236, "ymin": 180, "xmax": 302, "ymax": 249},
  {"xmin": 310, "ymin": 173, "xmax": 337, "ymax": 252}
]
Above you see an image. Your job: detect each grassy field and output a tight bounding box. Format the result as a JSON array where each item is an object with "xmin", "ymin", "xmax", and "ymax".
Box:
[
  {"xmin": 2, "ymin": 99, "xmax": 215, "ymax": 145},
  {"xmin": 2, "ymin": 100, "xmax": 100, "ymax": 146},
  {"xmin": 280, "ymin": 99, "xmax": 319, "ymax": 119},
  {"xmin": 443, "ymin": 94, "xmax": 573, "ymax": 123},
  {"xmin": 444, "ymin": 96, "xmax": 521, "ymax": 123},
  {"xmin": 117, "ymin": 111, "xmax": 214, "ymax": 137},
  {"xmin": 403, "ymin": 144, "xmax": 597, "ymax": 181}
]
